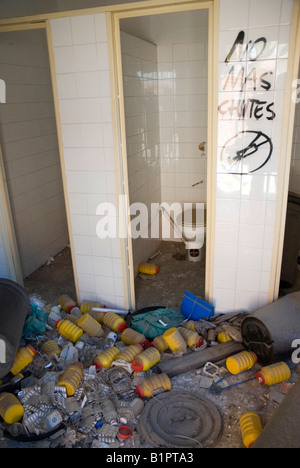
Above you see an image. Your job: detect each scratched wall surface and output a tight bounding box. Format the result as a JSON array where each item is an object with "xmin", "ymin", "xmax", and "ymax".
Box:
[{"xmin": 213, "ymin": 0, "xmax": 294, "ymax": 313}]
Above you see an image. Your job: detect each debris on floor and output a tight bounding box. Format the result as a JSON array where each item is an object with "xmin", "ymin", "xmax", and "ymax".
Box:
[{"xmin": 0, "ymin": 285, "xmax": 300, "ymax": 449}]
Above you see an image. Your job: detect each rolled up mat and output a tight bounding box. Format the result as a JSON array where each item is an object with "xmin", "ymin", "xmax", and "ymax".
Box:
[
  {"xmin": 158, "ymin": 341, "xmax": 244, "ymax": 377},
  {"xmin": 252, "ymin": 381, "xmax": 300, "ymax": 448},
  {"xmin": 0, "ymin": 279, "xmax": 31, "ymax": 379}
]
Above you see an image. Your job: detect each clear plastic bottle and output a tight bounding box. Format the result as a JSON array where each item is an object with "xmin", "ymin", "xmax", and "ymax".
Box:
[
  {"xmin": 38, "ymin": 410, "xmax": 63, "ymax": 434},
  {"xmin": 101, "ymin": 398, "xmax": 119, "ymax": 425},
  {"xmin": 104, "ymin": 332, "xmax": 117, "ymax": 349}
]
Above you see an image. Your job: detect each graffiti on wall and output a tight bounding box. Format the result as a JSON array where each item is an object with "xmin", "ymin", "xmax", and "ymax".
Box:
[{"xmin": 219, "ymin": 31, "xmax": 275, "ymax": 175}]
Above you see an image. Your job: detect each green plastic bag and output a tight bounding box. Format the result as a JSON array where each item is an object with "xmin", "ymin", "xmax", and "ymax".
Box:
[{"xmin": 131, "ymin": 307, "xmax": 185, "ymax": 339}]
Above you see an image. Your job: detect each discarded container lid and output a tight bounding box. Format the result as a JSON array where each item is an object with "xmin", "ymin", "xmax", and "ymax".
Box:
[
  {"xmin": 55, "ymin": 319, "xmax": 63, "ymax": 328},
  {"xmin": 27, "ymin": 345, "xmax": 37, "ymax": 356},
  {"xmin": 135, "ymin": 385, "xmax": 145, "ymax": 398},
  {"xmin": 118, "ymin": 322, "xmax": 128, "ymax": 333},
  {"xmin": 131, "ymin": 360, "xmax": 144, "ymax": 373},
  {"xmin": 118, "ymin": 426, "xmax": 132, "ymax": 440}
]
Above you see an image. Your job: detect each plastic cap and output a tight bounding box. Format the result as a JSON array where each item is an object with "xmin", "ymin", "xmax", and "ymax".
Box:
[
  {"xmin": 55, "ymin": 319, "xmax": 63, "ymax": 328},
  {"xmin": 94, "ymin": 361, "xmax": 103, "ymax": 370},
  {"xmin": 135, "ymin": 385, "xmax": 144, "ymax": 398},
  {"xmin": 156, "ymin": 266, "xmax": 160, "ymax": 274},
  {"xmin": 27, "ymin": 345, "xmax": 37, "ymax": 355},
  {"xmin": 256, "ymin": 372, "xmax": 265, "ymax": 385},
  {"xmin": 196, "ymin": 337, "xmax": 204, "ymax": 348},
  {"xmin": 132, "ymin": 360, "xmax": 143, "ymax": 373},
  {"xmin": 118, "ymin": 426, "xmax": 132, "ymax": 439},
  {"xmin": 140, "ymin": 339, "xmax": 150, "ymax": 349},
  {"xmin": 118, "ymin": 322, "xmax": 128, "ymax": 332}
]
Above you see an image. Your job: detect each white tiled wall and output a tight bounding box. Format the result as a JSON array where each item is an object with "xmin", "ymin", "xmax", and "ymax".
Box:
[
  {"xmin": 214, "ymin": 0, "xmax": 294, "ymax": 313},
  {"xmin": 289, "ymin": 65, "xmax": 300, "ymax": 195},
  {"xmin": 158, "ymin": 38, "xmax": 208, "ymax": 205},
  {"xmin": 51, "ymin": 13, "xmax": 125, "ymax": 308},
  {"xmin": 0, "ymin": 29, "xmax": 69, "ymax": 278},
  {"xmin": 121, "ymin": 32, "xmax": 161, "ymax": 276}
]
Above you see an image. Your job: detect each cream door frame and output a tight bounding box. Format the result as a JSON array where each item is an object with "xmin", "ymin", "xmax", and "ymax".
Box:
[{"xmin": 109, "ymin": 0, "xmax": 218, "ymax": 309}]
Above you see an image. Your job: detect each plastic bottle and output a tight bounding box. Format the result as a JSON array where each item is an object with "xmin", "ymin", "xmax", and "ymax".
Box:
[
  {"xmin": 101, "ymin": 398, "xmax": 119, "ymax": 425},
  {"xmin": 104, "ymin": 332, "xmax": 117, "ymax": 349},
  {"xmin": 39, "ymin": 410, "xmax": 63, "ymax": 433},
  {"xmin": 42, "ymin": 341, "xmax": 61, "ymax": 359},
  {"xmin": 80, "ymin": 301, "xmax": 104, "ymax": 314},
  {"xmin": 131, "ymin": 347, "xmax": 161, "ymax": 373},
  {"xmin": 138, "ymin": 263, "xmax": 160, "ymax": 275},
  {"xmin": 178, "ymin": 327, "xmax": 204, "ymax": 347},
  {"xmin": 58, "ymin": 362, "xmax": 84, "ymax": 396},
  {"xmin": 152, "ymin": 335, "xmax": 169, "ymax": 352},
  {"xmin": 240, "ymin": 412, "xmax": 263, "ymax": 448},
  {"xmin": 58, "ymin": 295, "xmax": 77, "ymax": 313},
  {"xmin": 226, "ymin": 351, "xmax": 258, "ymax": 375},
  {"xmin": 121, "ymin": 328, "xmax": 148, "ymax": 347},
  {"xmin": 94, "ymin": 347, "xmax": 121, "ymax": 370},
  {"xmin": 103, "ymin": 312, "xmax": 127, "ymax": 333},
  {"xmin": 136, "ymin": 373, "xmax": 172, "ymax": 398},
  {"xmin": 77, "ymin": 313, "xmax": 104, "ymax": 338},
  {"xmin": 218, "ymin": 331, "xmax": 232, "ymax": 343},
  {"xmin": 88, "ymin": 310, "xmax": 105, "ymax": 323},
  {"xmin": 163, "ymin": 327, "xmax": 187, "ymax": 353},
  {"xmin": 182, "ymin": 321, "xmax": 196, "ymax": 331},
  {"xmin": 118, "ymin": 398, "xmax": 145, "ymax": 424},
  {"xmin": 0, "ymin": 393, "xmax": 24, "ymax": 424},
  {"xmin": 10, "ymin": 345, "xmax": 37, "ymax": 376},
  {"xmin": 55, "ymin": 319, "xmax": 83, "ymax": 343},
  {"xmin": 256, "ymin": 362, "xmax": 291, "ymax": 386},
  {"xmin": 118, "ymin": 345, "xmax": 143, "ymax": 363}
]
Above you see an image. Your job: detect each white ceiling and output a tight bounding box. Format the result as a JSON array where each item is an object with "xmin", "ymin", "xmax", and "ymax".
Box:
[{"xmin": 120, "ymin": 9, "xmax": 209, "ymax": 45}]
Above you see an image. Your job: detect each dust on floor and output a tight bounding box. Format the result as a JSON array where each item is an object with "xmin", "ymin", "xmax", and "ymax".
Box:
[{"xmin": 135, "ymin": 241, "xmax": 205, "ymax": 310}]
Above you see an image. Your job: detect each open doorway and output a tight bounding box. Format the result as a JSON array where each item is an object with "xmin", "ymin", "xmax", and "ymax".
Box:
[
  {"xmin": 116, "ymin": 6, "xmax": 210, "ymax": 310},
  {"xmin": 279, "ymin": 62, "xmax": 300, "ymax": 297},
  {"xmin": 0, "ymin": 28, "xmax": 76, "ymax": 304}
]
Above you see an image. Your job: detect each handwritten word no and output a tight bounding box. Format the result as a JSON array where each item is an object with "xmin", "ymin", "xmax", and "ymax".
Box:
[{"xmin": 225, "ymin": 31, "xmax": 267, "ymax": 63}]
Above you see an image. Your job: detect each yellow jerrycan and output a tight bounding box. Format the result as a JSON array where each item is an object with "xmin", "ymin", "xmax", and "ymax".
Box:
[
  {"xmin": 152, "ymin": 335, "xmax": 169, "ymax": 353},
  {"xmin": 218, "ymin": 331, "xmax": 232, "ymax": 343},
  {"xmin": 77, "ymin": 313, "xmax": 104, "ymax": 337},
  {"xmin": 55, "ymin": 319, "xmax": 83, "ymax": 343},
  {"xmin": 80, "ymin": 301, "xmax": 103, "ymax": 314},
  {"xmin": 226, "ymin": 351, "xmax": 257, "ymax": 375},
  {"xmin": 0, "ymin": 393, "xmax": 24, "ymax": 424},
  {"xmin": 94, "ymin": 347, "xmax": 121, "ymax": 370},
  {"xmin": 256, "ymin": 362, "xmax": 291, "ymax": 386},
  {"xmin": 58, "ymin": 295, "xmax": 77, "ymax": 313},
  {"xmin": 42, "ymin": 341, "xmax": 62, "ymax": 359},
  {"xmin": 163, "ymin": 327, "xmax": 187, "ymax": 353},
  {"xmin": 121, "ymin": 328, "xmax": 148, "ymax": 347},
  {"xmin": 136, "ymin": 373, "xmax": 172, "ymax": 398},
  {"xmin": 240, "ymin": 412, "xmax": 263, "ymax": 448},
  {"xmin": 178, "ymin": 327, "xmax": 203, "ymax": 347},
  {"xmin": 10, "ymin": 345, "xmax": 37, "ymax": 376},
  {"xmin": 58, "ymin": 363, "xmax": 84, "ymax": 397},
  {"xmin": 131, "ymin": 347, "xmax": 161, "ymax": 373},
  {"xmin": 138, "ymin": 263, "xmax": 160, "ymax": 275},
  {"xmin": 118, "ymin": 345, "xmax": 143, "ymax": 363},
  {"xmin": 103, "ymin": 312, "xmax": 127, "ymax": 333}
]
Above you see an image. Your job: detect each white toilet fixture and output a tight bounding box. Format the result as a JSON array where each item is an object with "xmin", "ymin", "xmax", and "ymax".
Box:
[{"xmin": 175, "ymin": 206, "xmax": 206, "ymax": 263}]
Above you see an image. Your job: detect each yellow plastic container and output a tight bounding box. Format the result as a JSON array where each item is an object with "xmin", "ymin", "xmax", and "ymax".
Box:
[
  {"xmin": 178, "ymin": 327, "xmax": 203, "ymax": 347},
  {"xmin": 121, "ymin": 328, "xmax": 148, "ymax": 347},
  {"xmin": 94, "ymin": 347, "xmax": 121, "ymax": 370},
  {"xmin": 138, "ymin": 263, "xmax": 160, "ymax": 275},
  {"xmin": 80, "ymin": 301, "xmax": 103, "ymax": 314},
  {"xmin": 55, "ymin": 319, "xmax": 83, "ymax": 343},
  {"xmin": 10, "ymin": 345, "xmax": 37, "ymax": 376},
  {"xmin": 42, "ymin": 341, "xmax": 62, "ymax": 359},
  {"xmin": 256, "ymin": 362, "xmax": 291, "ymax": 386},
  {"xmin": 136, "ymin": 373, "xmax": 172, "ymax": 398},
  {"xmin": 132, "ymin": 347, "xmax": 161, "ymax": 373},
  {"xmin": 163, "ymin": 327, "xmax": 187, "ymax": 353},
  {"xmin": 87, "ymin": 310, "xmax": 105, "ymax": 323},
  {"xmin": 0, "ymin": 393, "xmax": 24, "ymax": 424},
  {"xmin": 77, "ymin": 313, "xmax": 104, "ymax": 337},
  {"xmin": 182, "ymin": 321, "xmax": 196, "ymax": 331},
  {"xmin": 58, "ymin": 363, "xmax": 84, "ymax": 397},
  {"xmin": 218, "ymin": 331, "xmax": 232, "ymax": 343},
  {"xmin": 240, "ymin": 412, "xmax": 263, "ymax": 448},
  {"xmin": 58, "ymin": 295, "xmax": 77, "ymax": 313},
  {"xmin": 153, "ymin": 335, "xmax": 169, "ymax": 353},
  {"xmin": 226, "ymin": 351, "xmax": 257, "ymax": 375},
  {"xmin": 118, "ymin": 345, "xmax": 143, "ymax": 363},
  {"xmin": 103, "ymin": 312, "xmax": 127, "ymax": 333}
]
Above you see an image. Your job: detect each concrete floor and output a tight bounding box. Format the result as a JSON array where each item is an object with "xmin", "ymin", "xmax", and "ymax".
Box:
[{"xmin": 135, "ymin": 241, "xmax": 205, "ymax": 310}]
